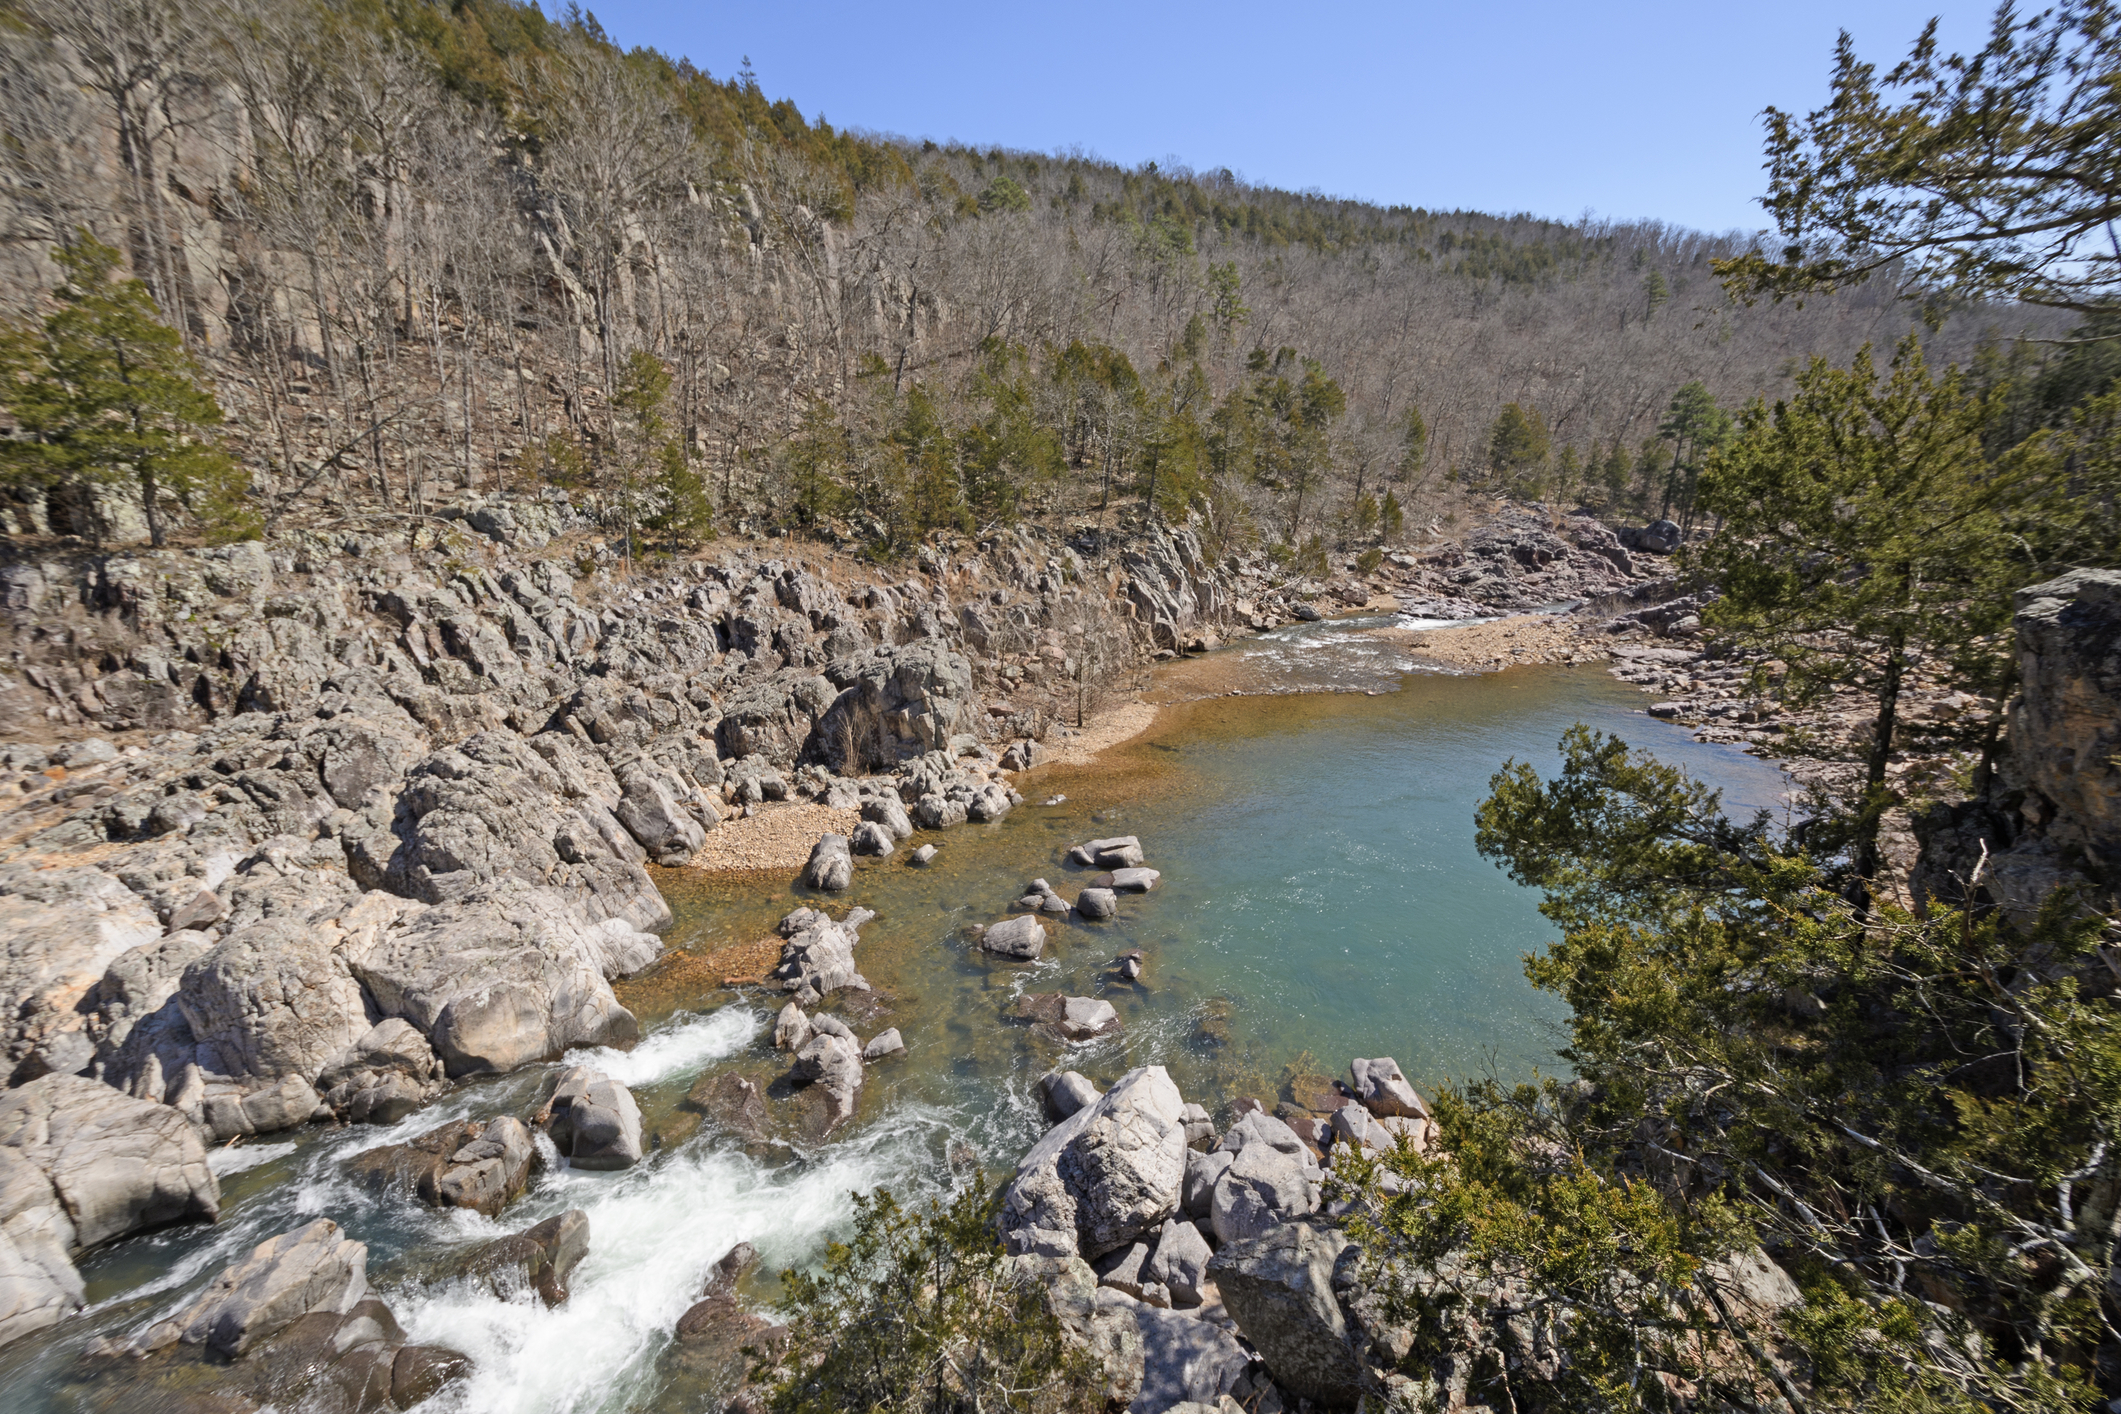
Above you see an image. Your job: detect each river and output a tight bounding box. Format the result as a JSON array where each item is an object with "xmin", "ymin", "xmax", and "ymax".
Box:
[{"xmin": 3, "ymin": 618, "xmax": 1788, "ymax": 1413}]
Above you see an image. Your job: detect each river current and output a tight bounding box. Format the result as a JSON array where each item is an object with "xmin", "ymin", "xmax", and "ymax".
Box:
[{"xmin": 1, "ymin": 618, "xmax": 1788, "ymax": 1413}]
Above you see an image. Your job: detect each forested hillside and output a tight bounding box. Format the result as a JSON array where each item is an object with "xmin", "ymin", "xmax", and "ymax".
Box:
[{"xmin": 0, "ymin": 0, "xmax": 2057, "ymax": 557}]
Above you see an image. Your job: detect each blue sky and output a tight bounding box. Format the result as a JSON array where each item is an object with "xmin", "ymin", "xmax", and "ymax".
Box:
[{"xmin": 579, "ymin": 0, "xmax": 1993, "ymax": 233}]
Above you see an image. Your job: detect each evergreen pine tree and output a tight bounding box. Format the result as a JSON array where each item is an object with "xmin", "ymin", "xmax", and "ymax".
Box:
[{"xmin": 0, "ymin": 235, "xmax": 253, "ymax": 546}]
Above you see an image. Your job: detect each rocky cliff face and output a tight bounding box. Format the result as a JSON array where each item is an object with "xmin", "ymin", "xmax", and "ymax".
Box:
[{"xmin": 1914, "ymin": 568, "xmax": 2121, "ymax": 921}]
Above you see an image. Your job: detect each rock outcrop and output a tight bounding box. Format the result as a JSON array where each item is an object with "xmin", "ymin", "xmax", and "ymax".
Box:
[
  {"xmin": 108, "ymin": 1219, "xmax": 469, "ymax": 1411},
  {"xmin": 1209, "ymin": 1224, "xmax": 1366, "ymax": 1408},
  {"xmin": 1001, "ymin": 1066, "xmax": 1188, "ymax": 1260}
]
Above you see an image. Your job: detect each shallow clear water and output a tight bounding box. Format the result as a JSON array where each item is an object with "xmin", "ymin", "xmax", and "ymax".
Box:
[{"xmin": 1, "ymin": 626, "xmax": 1789, "ymax": 1413}]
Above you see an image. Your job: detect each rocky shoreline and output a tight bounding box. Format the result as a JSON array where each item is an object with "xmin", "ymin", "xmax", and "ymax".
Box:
[{"xmin": 25, "ymin": 497, "xmax": 2092, "ymax": 1410}]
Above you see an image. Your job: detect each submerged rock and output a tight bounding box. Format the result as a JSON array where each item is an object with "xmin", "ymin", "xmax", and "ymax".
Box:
[
  {"xmin": 1039, "ymin": 1069, "xmax": 1102, "ymax": 1122},
  {"xmin": 457, "ymin": 1209, "xmax": 590, "ymax": 1307}
]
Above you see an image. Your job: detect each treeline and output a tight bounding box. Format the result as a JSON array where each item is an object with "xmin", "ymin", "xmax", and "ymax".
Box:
[{"xmin": 0, "ymin": 0, "xmax": 2062, "ymax": 554}]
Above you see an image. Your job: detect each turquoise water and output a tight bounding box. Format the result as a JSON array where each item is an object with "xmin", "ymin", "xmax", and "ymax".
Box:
[{"xmin": 2, "ymin": 633, "xmax": 1788, "ymax": 1414}]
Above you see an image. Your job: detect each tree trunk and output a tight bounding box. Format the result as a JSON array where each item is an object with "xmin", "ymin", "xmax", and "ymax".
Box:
[
  {"xmin": 1852, "ymin": 628, "xmax": 1908, "ymax": 907},
  {"xmin": 138, "ymin": 463, "xmax": 163, "ymax": 547}
]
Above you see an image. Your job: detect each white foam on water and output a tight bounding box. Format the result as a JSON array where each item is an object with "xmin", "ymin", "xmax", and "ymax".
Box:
[
  {"xmin": 208, "ymin": 1141, "xmax": 297, "ymax": 1177},
  {"xmin": 563, "ymin": 1005, "xmax": 762, "ymax": 1088},
  {"xmin": 395, "ymin": 1104, "xmax": 961, "ymax": 1414}
]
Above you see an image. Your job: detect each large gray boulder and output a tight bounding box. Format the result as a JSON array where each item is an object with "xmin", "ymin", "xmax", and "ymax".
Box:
[
  {"xmin": 0, "ymin": 1147, "xmax": 84, "ymax": 1349},
  {"xmin": 1182, "ymin": 1149, "xmax": 1232, "ymax": 1220},
  {"xmin": 1144, "ymin": 1217, "xmax": 1213, "ymax": 1308},
  {"xmin": 1040, "ymin": 1070, "xmax": 1102, "ymax": 1122},
  {"xmin": 799, "ymin": 833, "xmax": 855, "ymax": 892},
  {"xmin": 981, "ymin": 914, "xmax": 1046, "ymax": 960},
  {"xmin": 342, "ymin": 1116, "xmax": 536, "ymax": 1217},
  {"xmin": 791, "ymin": 1030, "xmax": 864, "ymax": 1134},
  {"xmin": 1069, "ymin": 836, "xmax": 1144, "ymax": 869},
  {"xmin": 347, "ymin": 882, "xmax": 655, "ymax": 1077},
  {"xmin": 199, "ymin": 1072, "xmax": 324, "ymax": 1143},
  {"xmin": 849, "ymin": 820, "xmax": 896, "ymax": 857},
  {"xmin": 770, "ymin": 907, "xmax": 873, "ymax": 997},
  {"xmin": 1002, "ymin": 1066, "xmax": 1187, "ymax": 1260},
  {"xmin": 614, "ymin": 768, "xmax": 707, "ymax": 865},
  {"xmin": 1111, "ymin": 1290, "xmax": 1253, "ymax": 1413},
  {"xmin": 1010, "ymin": 1253, "xmax": 1144, "ymax": 1408},
  {"xmin": 539, "ymin": 1066, "xmax": 644, "ymax": 1170},
  {"xmin": 0, "ymin": 865, "xmax": 164, "ymax": 1084},
  {"xmin": 1211, "ymin": 1114, "xmax": 1322, "ymax": 1244},
  {"xmin": 0, "ymin": 1075, "xmax": 218, "ymax": 1250},
  {"xmin": 1208, "ymin": 1223, "xmax": 1366, "ymax": 1408},
  {"xmin": 811, "ymin": 642, "xmax": 984, "ymax": 773},
  {"xmin": 860, "ymin": 794, "xmax": 914, "ymax": 840},
  {"xmin": 1349, "ymin": 1058, "xmax": 1428, "ymax": 1119},
  {"xmin": 316, "ymin": 1019, "xmax": 448, "ymax": 1125},
  {"xmin": 364, "ymin": 731, "xmax": 671, "ymax": 934},
  {"xmin": 135, "ymin": 1218, "xmax": 368, "ymax": 1357}
]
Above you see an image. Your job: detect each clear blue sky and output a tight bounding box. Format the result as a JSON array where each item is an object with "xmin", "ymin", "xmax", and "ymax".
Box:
[{"xmin": 578, "ymin": 0, "xmax": 1994, "ymax": 233}]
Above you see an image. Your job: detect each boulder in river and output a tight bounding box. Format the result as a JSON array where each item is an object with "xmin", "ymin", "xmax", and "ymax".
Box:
[
  {"xmin": 683, "ymin": 1072, "xmax": 780, "ymax": 1152},
  {"xmin": 849, "ymin": 821, "xmax": 895, "ymax": 858},
  {"xmin": 798, "ymin": 834, "xmax": 854, "ymax": 892},
  {"xmin": 456, "ymin": 1208, "xmax": 590, "ymax": 1307},
  {"xmin": 1208, "ymin": 1223, "xmax": 1366, "ymax": 1408},
  {"xmin": 773, "ymin": 1001, "xmax": 814, "ymax": 1052},
  {"xmin": 770, "ymin": 907, "xmax": 874, "ymax": 996},
  {"xmin": 661, "ymin": 1241, "xmax": 787, "ymax": 1398},
  {"xmin": 1075, "ymin": 887, "xmax": 1118, "ymax": 920},
  {"xmin": 1039, "ymin": 1069, "xmax": 1102, "ymax": 1122},
  {"xmin": 790, "ymin": 1030, "xmax": 863, "ymax": 1135},
  {"xmin": 134, "ymin": 1217, "xmax": 369, "ymax": 1357},
  {"xmin": 1069, "ymin": 836, "xmax": 1144, "ymax": 869},
  {"xmin": 1012, "ymin": 992, "xmax": 1124, "ymax": 1043},
  {"xmin": 860, "ymin": 795, "xmax": 914, "ymax": 841},
  {"xmin": 317, "ymin": 1019, "xmax": 449, "ymax": 1126},
  {"xmin": 342, "ymin": 1116, "xmax": 537, "ymax": 1217},
  {"xmin": 1349, "ymin": 1057, "xmax": 1429, "ymax": 1119},
  {"xmin": 1018, "ymin": 878, "xmax": 1070, "ymax": 913},
  {"xmin": 0, "ymin": 1074, "xmax": 219, "ymax": 1250},
  {"xmin": 1102, "ymin": 867, "xmax": 1161, "ymax": 893},
  {"xmin": 980, "ymin": 914, "xmax": 1046, "ymax": 960},
  {"xmin": 910, "ymin": 843, "xmax": 938, "ymax": 865},
  {"xmin": 1001, "ymin": 1065, "xmax": 1187, "ymax": 1260},
  {"xmin": 861, "ymin": 1028, "xmax": 904, "ymax": 1060},
  {"xmin": 539, "ymin": 1066, "xmax": 644, "ymax": 1171},
  {"xmin": 105, "ymin": 1219, "xmax": 470, "ymax": 1411}
]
